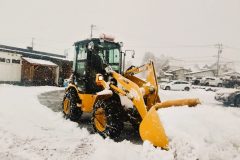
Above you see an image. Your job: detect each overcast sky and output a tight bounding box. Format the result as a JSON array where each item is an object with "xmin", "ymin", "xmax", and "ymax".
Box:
[{"xmin": 0, "ymin": 0, "xmax": 240, "ymax": 66}]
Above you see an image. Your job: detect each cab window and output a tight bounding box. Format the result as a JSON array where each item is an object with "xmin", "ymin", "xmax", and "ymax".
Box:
[
  {"xmin": 77, "ymin": 47, "xmax": 87, "ymax": 60},
  {"xmin": 109, "ymin": 49, "xmax": 120, "ymax": 63}
]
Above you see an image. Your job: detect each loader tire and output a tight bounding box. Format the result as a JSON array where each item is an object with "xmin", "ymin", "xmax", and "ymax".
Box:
[
  {"xmin": 92, "ymin": 99, "xmax": 124, "ymax": 140},
  {"xmin": 62, "ymin": 88, "xmax": 82, "ymax": 121}
]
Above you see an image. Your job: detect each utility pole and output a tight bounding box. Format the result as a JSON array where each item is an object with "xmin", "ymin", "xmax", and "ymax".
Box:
[
  {"xmin": 90, "ymin": 24, "xmax": 96, "ymax": 38},
  {"xmin": 64, "ymin": 48, "xmax": 69, "ymax": 59},
  {"xmin": 31, "ymin": 37, "xmax": 35, "ymax": 50},
  {"xmin": 216, "ymin": 43, "xmax": 223, "ymax": 77}
]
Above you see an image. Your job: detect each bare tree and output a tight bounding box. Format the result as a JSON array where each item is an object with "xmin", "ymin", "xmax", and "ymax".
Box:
[{"xmin": 142, "ymin": 52, "xmax": 170, "ymax": 73}]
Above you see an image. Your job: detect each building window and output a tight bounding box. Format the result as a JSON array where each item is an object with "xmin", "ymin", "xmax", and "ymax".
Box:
[
  {"xmin": 12, "ymin": 59, "xmax": 21, "ymax": 64},
  {"xmin": 6, "ymin": 59, "xmax": 10, "ymax": 63},
  {"xmin": 0, "ymin": 57, "xmax": 5, "ymax": 62}
]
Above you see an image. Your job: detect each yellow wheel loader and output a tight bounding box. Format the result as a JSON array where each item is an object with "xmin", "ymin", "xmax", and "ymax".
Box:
[{"xmin": 63, "ymin": 36, "xmax": 200, "ymax": 149}]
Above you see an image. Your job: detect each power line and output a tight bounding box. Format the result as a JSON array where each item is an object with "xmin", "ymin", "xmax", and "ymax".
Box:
[
  {"xmin": 127, "ymin": 44, "xmax": 217, "ymax": 49},
  {"xmin": 223, "ymin": 45, "xmax": 240, "ymax": 50}
]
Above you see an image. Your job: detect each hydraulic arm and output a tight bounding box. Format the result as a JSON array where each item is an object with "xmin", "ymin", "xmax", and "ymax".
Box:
[{"xmin": 96, "ymin": 61, "xmax": 200, "ymax": 148}]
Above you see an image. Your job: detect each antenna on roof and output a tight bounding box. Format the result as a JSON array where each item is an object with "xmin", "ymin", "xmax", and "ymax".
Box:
[{"xmin": 90, "ymin": 24, "xmax": 96, "ymax": 38}]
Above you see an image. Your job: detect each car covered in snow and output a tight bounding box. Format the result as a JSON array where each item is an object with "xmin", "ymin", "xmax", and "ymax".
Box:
[
  {"xmin": 200, "ymin": 77, "xmax": 223, "ymax": 87},
  {"xmin": 160, "ymin": 80, "xmax": 191, "ymax": 91},
  {"xmin": 215, "ymin": 88, "xmax": 240, "ymax": 107},
  {"xmin": 222, "ymin": 76, "xmax": 240, "ymax": 88}
]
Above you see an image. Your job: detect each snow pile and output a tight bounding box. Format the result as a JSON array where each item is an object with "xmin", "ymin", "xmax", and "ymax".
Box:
[
  {"xmin": 0, "ymin": 85, "xmax": 240, "ymax": 159},
  {"xmin": 0, "ymin": 85, "xmax": 169, "ymax": 160},
  {"xmin": 0, "ymin": 85, "xmax": 92, "ymax": 160},
  {"xmin": 158, "ymin": 89, "xmax": 240, "ymax": 159}
]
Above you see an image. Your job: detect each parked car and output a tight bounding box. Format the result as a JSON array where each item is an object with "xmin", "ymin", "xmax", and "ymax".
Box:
[
  {"xmin": 185, "ymin": 76, "xmax": 194, "ymax": 82},
  {"xmin": 160, "ymin": 80, "xmax": 191, "ymax": 91},
  {"xmin": 222, "ymin": 76, "xmax": 240, "ymax": 88},
  {"xmin": 158, "ymin": 78, "xmax": 170, "ymax": 85},
  {"xmin": 192, "ymin": 77, "xmax": 202, "ymax": 85},
  {"xmin": 215, "ymin": 88, "xmax": 240, "ymax": 107},
  {"xmin": 200, "ymin": 77, "xmax": 223, "ymax": 87}
]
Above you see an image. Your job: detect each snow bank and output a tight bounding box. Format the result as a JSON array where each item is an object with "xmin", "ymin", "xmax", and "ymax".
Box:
[
  {"xmin": 158, "ymin": 89, "xmax": 240, "ymax": 160},
  {"xmin": 0, "ymin": 85, "xmax": 240, "ymax": 160},
  {"xmin": 0, "ymin": 85, "xmax": 92, "ymax": 159},
  {"xmin": 0, "ymin": 85, "xmax": 167, "ymax": 160}
]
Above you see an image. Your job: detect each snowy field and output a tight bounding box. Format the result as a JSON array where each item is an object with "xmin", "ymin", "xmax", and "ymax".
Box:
[{"xmin": 0, "ymin": 85, "xmax": 240, "ymax": 160}]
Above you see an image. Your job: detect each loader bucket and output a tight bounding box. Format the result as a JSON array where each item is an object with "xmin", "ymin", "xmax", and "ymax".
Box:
[{"xmin": 139, "ymin": 107, "xmax": 168, "ymax": 149}]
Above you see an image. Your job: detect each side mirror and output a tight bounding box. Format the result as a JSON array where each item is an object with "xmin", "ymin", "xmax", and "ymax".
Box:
[
  {"xmin": 131, "ymin": 51, "xmax": 135, "ymax": 58},
  {"xmin": 122, "ymin": 50, "xmax": 135, "ymax": 72},
  {"xmin": 125, "ymin": 50, "xmax": 135, "ymax": 59}
]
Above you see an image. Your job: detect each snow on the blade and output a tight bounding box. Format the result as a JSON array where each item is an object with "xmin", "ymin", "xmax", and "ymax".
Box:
[
  {"xmin": 129, "ymin": 88, "xmax": 140, "ymax": 101},
  {"xmin": 0, "ymin": 85, "xmax": 240, "ymax": 160},
  {"xmin": 97, "ymin": 89, "xmax": 113, "ymax": 95}
]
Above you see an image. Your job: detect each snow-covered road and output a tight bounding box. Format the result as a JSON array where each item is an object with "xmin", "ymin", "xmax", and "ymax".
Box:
[{"xmin": 0, "ymin": 85, "xmax": 240, "ymax": 160}]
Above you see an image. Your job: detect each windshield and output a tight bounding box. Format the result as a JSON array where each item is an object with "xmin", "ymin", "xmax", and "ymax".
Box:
[
  {"xmin": 98, "ymin": 42, "xmax": 121, "ymax": 72},
  {"xmin": 74, "ymin": 40, "xmax": 121, "ymax": 74}
]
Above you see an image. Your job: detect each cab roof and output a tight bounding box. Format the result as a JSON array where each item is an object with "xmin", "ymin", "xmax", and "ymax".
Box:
[{"xmin": 74, "ymin": 38, "xmax": 120, "ymax": 47}]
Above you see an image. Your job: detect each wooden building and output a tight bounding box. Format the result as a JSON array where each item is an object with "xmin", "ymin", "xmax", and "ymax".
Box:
[{"xmin": 21, "ymin": 57, "xmax": 58, "ymax": 85}]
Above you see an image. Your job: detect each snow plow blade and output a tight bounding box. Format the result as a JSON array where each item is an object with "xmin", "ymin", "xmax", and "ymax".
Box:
[
  {"xmin": 139, "ymin": 107, "xmax": 168, "ymax": 149},
  {"xmin": 154, "ymin": 98, "xmax": 201, "ymax": 110}
]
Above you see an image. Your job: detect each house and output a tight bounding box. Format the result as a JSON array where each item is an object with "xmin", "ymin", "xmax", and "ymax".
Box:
[
  {"xmin": 184, "ymin": 69, "xmax": 215, "ymax": 78},
  {"xmin": 167, "ymin": 68, "xmax": 191, "ymax": 80},
  {"xmin": 157, "ymin": 70, "xmax": 173, "ymax": 81},
  {"xmin": 0, "ymin": 44, "xmax": 72, "ymax": 85},
  {"xmin": 220, "ymin": 71, "xmax": 240, "ymax": 78}
]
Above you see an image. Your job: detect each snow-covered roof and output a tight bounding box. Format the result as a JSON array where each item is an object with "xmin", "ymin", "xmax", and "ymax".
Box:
[
  {"xmin": 185, "ymin": 69, "xmax": 214, "ymax": 75},
  {"xmin": 164, "ymin": 72, "xmax": 173, "ymax": 76},
  {"xmin": 185, "ymin": 64, "xmax": 202, "ymax": 72},
  {"xmin": 23, "ymin": 57, "xmax": 58, "ymax": 66},
  {"xmin": 0, "ymin": 44, "xmax": 72, "ymax": 62},
  {"xmin": 220, "ymin": 71, "xmax": 240, "ymax": 76},
  {"xmin": 168, "ymin": 67, "xmax": 191, "ymax": 73}
]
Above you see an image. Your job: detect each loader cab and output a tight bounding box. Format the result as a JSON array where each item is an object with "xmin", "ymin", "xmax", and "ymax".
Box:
[{"xmin": 73, "ymin": 38, "xmax": 122, "ymax": 93}]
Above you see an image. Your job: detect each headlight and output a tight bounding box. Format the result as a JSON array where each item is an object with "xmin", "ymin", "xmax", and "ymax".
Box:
[{"xmin": 98, "ymin": 75, "xmax": 103, "ymax": 81}]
